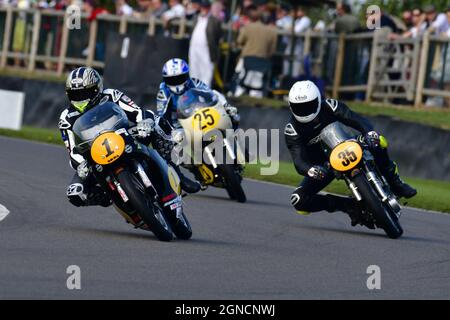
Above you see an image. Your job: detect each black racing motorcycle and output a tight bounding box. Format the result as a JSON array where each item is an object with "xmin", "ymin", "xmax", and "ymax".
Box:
[
  {"xmin": 72, "ymin": 101, "xmax": 192, "ymax": 241},
  {"xmin": 319, "ymin": 122, "xmax": 403, "ymax": 239}
]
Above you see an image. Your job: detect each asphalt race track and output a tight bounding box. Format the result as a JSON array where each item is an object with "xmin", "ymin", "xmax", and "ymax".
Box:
[{"xmin": 0, "ymin": 136, "xmax": 449, "ymax": 299}]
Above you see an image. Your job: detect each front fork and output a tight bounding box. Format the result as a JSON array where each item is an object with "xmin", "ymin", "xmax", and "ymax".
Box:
[{"xmin": 344, "ymin": 162, "xmax": 401, "ymax": 215}]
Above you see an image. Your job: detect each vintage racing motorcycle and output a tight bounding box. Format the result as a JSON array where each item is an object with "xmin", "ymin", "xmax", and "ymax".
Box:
[
  {"xmin": 175, "ymin": 89, "xmax": 247, "ymax": 203},
  {"xmin": 72, "ymin": 101, "xmax": 192, "ymax": 241},
  {"xmin": 319, "ymin": 122, "xmax": 403, "ymax": 239}
]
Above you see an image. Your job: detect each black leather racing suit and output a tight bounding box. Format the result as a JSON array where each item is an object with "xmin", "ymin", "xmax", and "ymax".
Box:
[
  {"xmin": 59, "ymin": 88, "xmax": 177, "ymax": 207},
  {"xmin": 285, "ymin": 98, "xmax": 398, "ymax": 214}
]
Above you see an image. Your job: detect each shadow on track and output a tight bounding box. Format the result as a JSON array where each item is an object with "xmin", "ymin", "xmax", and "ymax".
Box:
[
  {"xmin": 191, "ymin": 193, "xmax": 289, "ymax": 208},
  {"xmin": 65, "ymin": 225, "xmax": 238, "ymax": 247}
]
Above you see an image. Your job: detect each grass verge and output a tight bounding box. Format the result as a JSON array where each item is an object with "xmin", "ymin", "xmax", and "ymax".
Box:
[{"xmin": 0, "ymin": 126, "xmax": 448, "ymax": 213}]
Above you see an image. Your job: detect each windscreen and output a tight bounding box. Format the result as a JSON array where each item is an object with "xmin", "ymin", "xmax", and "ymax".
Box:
[
  {"xmin": 73, "ymin": 102, "xmax": 129, "ymax": 143},
  {"xmin": 319, "ymin": 122, "xmax": 353, "ymax": 150},
  {"xmin": 176, "ymin": 89, "xmax": 218, "ymax": 120}
]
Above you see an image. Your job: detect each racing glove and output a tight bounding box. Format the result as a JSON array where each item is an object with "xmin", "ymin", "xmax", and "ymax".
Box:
[
  {"xmin": 137, "ymin": 118, "xmax": 155, "ymax": 139},
  {"xmin": 307, "ymin": 165, "xmax": 330, "ymax": 181},
  {"xmin": 171, "ymin": 129, "xmax": 185, "ymax": 145},
  {"xmin": 77, "ymin": 161, "xmax": 90, "ymax": 180},
  {"xmin": 224, "ymin": 103, "xmax": 240, "ymax": 123},
  {"xmin": 358, "ymin": 131, "xmax": 380, "ymax": 149}
]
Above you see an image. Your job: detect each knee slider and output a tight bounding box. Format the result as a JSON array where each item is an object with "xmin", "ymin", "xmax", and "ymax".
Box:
[{"xmin": 290, "ymin": 187, "xmax": 310, "ymax": 210}]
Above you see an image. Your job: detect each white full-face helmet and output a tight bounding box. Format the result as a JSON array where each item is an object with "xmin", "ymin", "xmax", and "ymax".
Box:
[{"xmin": 288, "ymin": 80, "xmax": 322, "ymax": 123}]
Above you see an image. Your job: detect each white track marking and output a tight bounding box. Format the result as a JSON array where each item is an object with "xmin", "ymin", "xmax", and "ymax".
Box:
[{"xmin": 0, "ymin": 204, "xmax": 10, "ymax": 222}]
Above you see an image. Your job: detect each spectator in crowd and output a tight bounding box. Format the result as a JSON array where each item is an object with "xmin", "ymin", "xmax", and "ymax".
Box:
[
  {"xmin": 335, "ymin": 2, "xmax": 360, "ymax": 33},
  {"xmin": 402, "ymin": 8, "xmax": 426, "ymax": 38},
  {"xmin": 237, "ymin": 4, "xmax": 277, "ymax": 60},
  {"xmin": 210, "ymin": 0, "xmax": 225, "ymax": 21},
  {"xmin": 151, "ymin": 0, "xmax": 168, "ymax": 18},
  {"xmin": 283, "ymin": 6, "xmax": 311, "ymax": 78},
  {"xmin": 276, "ymin": 3, "xmax": 292, "ymax": 31},
  {"xmin": 424, "ymin": 4, "xmax": 449, "ymax": 35},
  {"xmin": 84, "ymin": 0, "xmax": 108, "ymax": 21},
  {"xmin": 188, "ymin": 0, "xmax": 222, "ymax": 87},
  {"xmin": 115, "ymin": 0, "xmax": 133, "ymax": 16},
  {"xmin": 12, "ymin": 0, "xmax": 31, "ymax": 67},
  {"xmin": 402, "ymin": 10, "xmax": 413, "ymax": 30},
  {"xmin": 162, "ymin": 0, "xmax": 185, "ymax": 22},
  {"xmin": 133, "ymin": 0, "xmax": 152, "ymax": 18},
  {"xmin": 186, "ymin": 0, "xmax": 201, "ymax": 20},
  {"xmin": 231, "ymin": 0, "xmax": 253, "ymax": 30},
  {"xmin": 232, "ymin": 4, "xmax": 277, "ymax": 97}
]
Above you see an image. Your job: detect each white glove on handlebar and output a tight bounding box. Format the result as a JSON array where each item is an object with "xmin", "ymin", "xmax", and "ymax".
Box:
[
  {"xmin": 225, "ymin": 104, "xmax": 238, "ymax": 117},
  {"xmin": 137, "ymin": 118, "xmax": 155, "ymax": 138},
  {"xmin": 171, "ymin": 129, "xmax": 185, "ymax": 144}
]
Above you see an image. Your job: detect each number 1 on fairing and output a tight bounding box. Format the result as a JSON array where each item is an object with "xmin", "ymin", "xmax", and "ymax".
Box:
[{"xmin": 102, "ymin": 138, "xmax": 114, "ymax": 157}]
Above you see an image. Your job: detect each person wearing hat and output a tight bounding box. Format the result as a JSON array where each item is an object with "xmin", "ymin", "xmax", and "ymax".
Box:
[
  {"xmin": 188, "ymin": 0, "xmax": 223, "ymax": 87},
  {"xmin": 424, "ymin": 4, "xmax": 448, "ymax": 35}
]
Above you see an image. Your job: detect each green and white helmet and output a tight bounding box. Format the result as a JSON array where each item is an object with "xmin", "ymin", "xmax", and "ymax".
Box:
[{"xmin": 65, "ymin": 67, "xmax": 103, "ymax": 113}]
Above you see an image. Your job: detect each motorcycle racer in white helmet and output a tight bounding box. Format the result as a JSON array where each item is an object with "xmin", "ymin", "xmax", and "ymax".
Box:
[{"xmin": 285, "ymin": 80, "xmax": 416, "ymax": 227}]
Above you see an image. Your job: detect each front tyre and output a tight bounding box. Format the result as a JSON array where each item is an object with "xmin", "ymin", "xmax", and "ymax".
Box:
[
  {"xmin": 352, "ymin": 173, "xmax": 403, "ymax": 239},
  {"xmin": 166, "ymin": 208, "xmax": 192, "ymax": 240},
  {"xmin": 117, "ymin": 170, "xmax": 173, "ymax": 241},
  {"xmin": 218, "ymin": 164, "xmax": 246, "ymax": 203}
]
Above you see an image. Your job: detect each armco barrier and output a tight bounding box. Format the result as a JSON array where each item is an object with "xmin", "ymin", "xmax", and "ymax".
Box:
[{"xmin": 0, "ymin": 76, "xmax": 448, "ymax": 182}]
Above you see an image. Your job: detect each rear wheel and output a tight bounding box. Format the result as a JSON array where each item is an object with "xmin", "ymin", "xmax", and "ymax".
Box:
[
  {"xmin": 218, "ymin": 164, "xmax": 246, "ymax": 203},
  {"xmin": 352, "ymin": 173, "xmax": 403, "ymax": 239},
  {"xmin": 117, "ymin": 170, "xmax": 173, "ymax": 241}
]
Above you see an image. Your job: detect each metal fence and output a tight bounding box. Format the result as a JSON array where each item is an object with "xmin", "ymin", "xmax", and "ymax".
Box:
[{"xmin": 0, "ymin": 7, "xmax": 449, "ymax": 108}]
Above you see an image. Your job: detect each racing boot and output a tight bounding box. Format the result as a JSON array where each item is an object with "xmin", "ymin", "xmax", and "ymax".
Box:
[
  {"xmin": 180, "ymin": 175, "xmax": 202, "ymax": 194},
  {"xmin": 87, "ymin": 186, "xmax": 112, "ymax": 207},
  {"xmin": 384, "ymin": 164, "xmax": 417, "ymax": 199},
  {"xmin": 175, "ymin": 167, "xmax": 201, "ymax": 194},
  {"xmin": 332, "ymin": 195, "xmax": 375, "ymax": 229}
]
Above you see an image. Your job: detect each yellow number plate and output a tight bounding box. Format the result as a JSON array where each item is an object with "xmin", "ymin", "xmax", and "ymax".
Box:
[
  {"xmin": 91, "ymin": 132, "xmax": 125, "ymax": 165},
  {"xmin": 329, "ymin": 141, "xmax": 363, "ymax": 172},
  {"xmin": 192, "ymin": 108, "xmax": 221, "ymax": 132}
]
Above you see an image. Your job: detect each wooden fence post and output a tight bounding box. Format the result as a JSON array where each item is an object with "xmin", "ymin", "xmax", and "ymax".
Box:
[
  {"xmin": 148, "ymin": 15, "xmax": 155, "ymax": 36},
  {"xmin": 57, "ymin": 12, "xmax": 70, "ymax": 76},
  {"xmin": 119, "ymin": 15, "xmax": 127, "ymax": 34},
  {"xmin": 365, "ymin": 29, "xmax": 382, "ymax": 103},
  {"xmin": 28, "ymin": 10, "xmax": 41, "ymax": 72},
  {"xmin": 86, "ymin": 19, "xmax": 97, "ymax": 67},
  {"xmin": 414, "ymin": 31, "xmax": 430, "ymax": 108},
  {"xmin": 332, "ymin": 33, "xmax": 345, "ymax": 99},
  {"xmin": 0, "ymin": 7, "xmax": 13, "ymax": 69},
  {"xmin": 177, "ymin": 17, "xmax": 186, "ymax": 38}
]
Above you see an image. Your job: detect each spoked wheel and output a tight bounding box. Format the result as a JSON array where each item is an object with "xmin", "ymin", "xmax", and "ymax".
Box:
[
  {"xmin": 117, "ymin": 170, "xmax": 173, "ymax": 241},
  {"xmin": 218, "ymin": 164, "xmax": 246, "ymax": 203},
  {"xmin": 352, "ymin": 173, "xmax": 403, "ymax": 239}
]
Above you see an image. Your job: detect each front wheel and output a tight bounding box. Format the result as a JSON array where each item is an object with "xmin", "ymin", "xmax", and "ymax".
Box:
[
  {"xmin": 117, "ymin": 170, "xmax": 173, "ymax": 241},
  {"xmin": 352, "ymin": 173, "xmax": 403, "ymax": 239},
  {"xmin": 166, "ymin": 208, "xmax": 192, "ymax": 240},
  {"xmin": 218, "ymin": 164, "xmax": 246, "ymax": 203}
]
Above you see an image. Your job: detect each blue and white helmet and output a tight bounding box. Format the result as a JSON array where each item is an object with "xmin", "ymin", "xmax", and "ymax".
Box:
[{"xmin": 162, "ymin": 58, "xmax": 190, "ymax": 95}]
